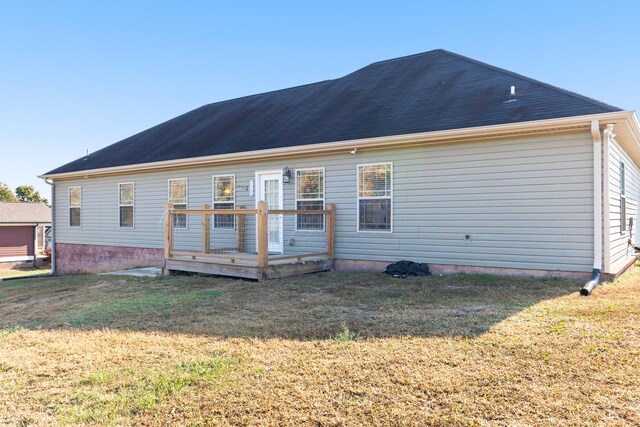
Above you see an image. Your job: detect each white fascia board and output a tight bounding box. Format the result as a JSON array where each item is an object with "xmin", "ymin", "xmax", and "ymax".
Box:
[{"xmin": 41, "ymin": 111, "xmax": 639, "ymax": 180}]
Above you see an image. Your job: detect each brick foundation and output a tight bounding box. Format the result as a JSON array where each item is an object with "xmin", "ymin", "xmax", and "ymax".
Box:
[
  {"xmin": 54, "ymin": 244, "xmax": 604, "ymax": 280},
  {"xmin": 55, "ymin": 243, "xmax": 163, "ymax": 275},
  {"xmin": 335, "ymin": 258, "xmax": 593, "ymax": 280}
]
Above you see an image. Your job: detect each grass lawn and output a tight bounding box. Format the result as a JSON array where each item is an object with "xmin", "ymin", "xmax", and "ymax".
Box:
[
  {"xmin": 0, "ymin": 268, "xmax": 50, "ymax": 280},
  {"xmin": 0, "ymin": 269, "xmax": 638, "ymax": 425}
]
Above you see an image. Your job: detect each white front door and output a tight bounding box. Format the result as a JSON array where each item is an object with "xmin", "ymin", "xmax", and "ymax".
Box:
[{"xmin": 256, "ymin": 171, "xmax": 284, "ymax": 253}]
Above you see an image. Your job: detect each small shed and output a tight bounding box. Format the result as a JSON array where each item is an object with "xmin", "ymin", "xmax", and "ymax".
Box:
[{"xmin": 0, "ymin": 202, "xmax": 51, "ymax": 268}]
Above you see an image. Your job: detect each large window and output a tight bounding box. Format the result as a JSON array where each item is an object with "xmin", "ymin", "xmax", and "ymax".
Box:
[
  {"xmin": 296, "ymin": 168, "xmax": 324, "ymax": 231},
  {"xmin": 620, "ymin": 162, "xmax": 626, "ymax": 233},
  {"xmin": 213, "ymin": 175, "xmax": 235, "ymax": 229},
  {"xmin": 119, "ymin": 182, "xmax": 134, "ymax": 228},
  {"xmin": 69, "ymin": 186, "xmax": 81, "ymax": 227},
  {"xmin": 357, "ymin": 163, "xmax": 392, "ymax": 232},
  {"xmin": 169, "ymin": 178, "xmax": 188, "ymax": 229}
]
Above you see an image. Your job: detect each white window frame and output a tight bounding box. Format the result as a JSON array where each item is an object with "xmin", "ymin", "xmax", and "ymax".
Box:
[
  {"xmin": 295, "ymin": 167, "xmax": 325, "ymax": 232},
  {"xmin": 212, "ymin": 174, "xmax": 236, "ymax": 229},
  {"xmin": 168, "ymin": 178, "xmax": 188, "ymax": 230},
  {"xmin": 69, "ymin": 186, "xmax": 81, "ymax": 228},
  {"xmin": 118, "ymin": 182, "xmax": 135, "ymax": 229},
  {"xmin": 356, "ymin": 162, "xmax": 393, "ymax": 233}
]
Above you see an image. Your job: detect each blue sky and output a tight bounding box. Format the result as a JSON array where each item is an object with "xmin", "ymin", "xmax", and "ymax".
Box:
[{"xmin": 1, "ymin": 1, "xmax": 639, "ymax": 197}]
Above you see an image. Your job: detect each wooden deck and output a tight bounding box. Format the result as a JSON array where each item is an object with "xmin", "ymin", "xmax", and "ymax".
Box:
[
  {"xmin": 165, "ymin": 253, "xmax": 334, "ymax": 280},
  {"xmin": 162, "ymin": 201, "xmax": 336, "ymax": 280}
]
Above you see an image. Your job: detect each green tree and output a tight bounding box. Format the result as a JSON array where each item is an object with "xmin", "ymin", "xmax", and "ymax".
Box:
[
  {"xmin": 0, "ymin": 182, "xmax": 18, "ymax": 202},
  {"xmin": 15, "ymin": 185, "xmax": 49, "ymax": 205}
]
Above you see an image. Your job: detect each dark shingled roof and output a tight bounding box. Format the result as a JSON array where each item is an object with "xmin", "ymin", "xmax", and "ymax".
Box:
[{"xmin": 46, "ymin": 49, "xmax": 621, "ymax": 175}]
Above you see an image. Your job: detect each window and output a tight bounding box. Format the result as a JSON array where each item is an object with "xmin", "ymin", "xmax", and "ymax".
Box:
[
  {"xmin": 213, "ymin": 175, "xmax": 235, "ymax": 229},
  {"xmin": 296, "ymin": 168, "xmax": 325, "ymax": 231},
  {"xmin": 357, "ymin": 163, "xmax": 392, "ymax": 232},
  {"xmin": 620, "ymin": 162, "xmax": 626, "ymax": 233},
  {"xmin": 119, "ymin": 183, "xmax": 134, "ymax": 228},
  {"xmin": 69, "ymin": 186, "xmax": 81, "ymax": 227},
  {"xmin": 169, "ymin": 178, "xmax": 187, "ymax": 229}
]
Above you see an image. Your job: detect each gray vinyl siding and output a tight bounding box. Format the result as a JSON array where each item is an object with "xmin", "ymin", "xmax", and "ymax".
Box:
[
  {"xmin": 54, "ymin": 131, "xmax": 595, "ymax": 272},
  {"xmin": 607, "ymin": 136, "xmax": 639, "ymax": 272}
]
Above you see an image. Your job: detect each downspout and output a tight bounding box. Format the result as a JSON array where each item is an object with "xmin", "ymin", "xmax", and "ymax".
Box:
[
  {"xmin": 602, "ymin": 124, "xmax": 612, "ymax": 274},
  {"xmin": 33, "ymin": 223, "xmax": 38, "ymax": 268},
  {"xmin": 43, "ymin": 178, "xmax": 56, "ymax": 275},
  {"xmin": 581, "ymin": 121, "xmax": 604, "ymax": 296}
]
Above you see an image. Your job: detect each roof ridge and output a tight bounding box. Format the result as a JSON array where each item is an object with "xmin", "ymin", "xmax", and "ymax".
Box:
[
  {"xmin": 44, "ymin": 49, "xmax": 625, "ymax": 177},
  {"xmin": 366, "ymin": 48, "xmax": 445, "ymax": 66},
  {"xmin": 438, "ymin": 49, "xmax": 621, "ymax": 111},
  {"xmin": 324, "ymin": 49, "xmax": 448, "ymax": 82},
  {"xmin": 204, "ymin": 49, "xmax": 444, "ymax": 106},
  {"xmin": 201, "ymin": 79, "xmax": 335, "ymax": 109}
]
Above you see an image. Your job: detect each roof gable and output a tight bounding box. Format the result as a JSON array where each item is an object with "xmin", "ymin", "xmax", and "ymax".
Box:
[{"xmin": 46, "ymin": 49, "xmax": 620, "ymax": 175}]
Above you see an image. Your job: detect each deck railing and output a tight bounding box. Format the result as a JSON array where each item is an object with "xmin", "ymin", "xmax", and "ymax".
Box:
[{"xmin": 163, "ymin": 200, "xmax": 335, "ymax": 269}]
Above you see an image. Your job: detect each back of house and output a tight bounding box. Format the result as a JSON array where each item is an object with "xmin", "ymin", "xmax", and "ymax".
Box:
[{"xmin": 41, "ymin": 49, "xmax": 640, "ymax": 279}]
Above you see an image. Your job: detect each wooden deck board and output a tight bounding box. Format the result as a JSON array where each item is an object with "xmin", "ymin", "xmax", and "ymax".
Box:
[{"xmin": 165, "ymin": 254, "xmax": 333, "ymax": 280}]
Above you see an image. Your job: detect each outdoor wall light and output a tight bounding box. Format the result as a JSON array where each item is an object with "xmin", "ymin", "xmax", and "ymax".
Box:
[{"xmin": 282, "ymin": 166, "xmax": 291, "ymax": 183}]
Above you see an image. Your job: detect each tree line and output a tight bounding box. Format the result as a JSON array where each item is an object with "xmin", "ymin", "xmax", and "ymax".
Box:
[{"xmin": 0, "ymin": 182, "xmax": 49, "ymax": 206}]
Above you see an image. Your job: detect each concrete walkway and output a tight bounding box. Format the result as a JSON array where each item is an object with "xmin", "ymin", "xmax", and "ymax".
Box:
[{"xmin": 101, "ymin": 266, "xmax": 162, "ymax": 277}]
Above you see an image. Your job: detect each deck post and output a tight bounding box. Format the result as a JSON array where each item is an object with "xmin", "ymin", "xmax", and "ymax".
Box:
[
  {"xmin": 202, "ymin": 204, "xmax": 211, "ymax": 255},
  {"xmin": 257, "ymin": 200, "xmax": 269, "ymax": 268},
  {"xmin": 237, "ymin": 204, "xmax": 245, "ymax": 253},
  {"xmin": 326, "ymin": 203, "xmax": 335, "ymax": 259},
  {"xmin": 163, "ymin": 203, "xmax": 174, "ymax": 275}
]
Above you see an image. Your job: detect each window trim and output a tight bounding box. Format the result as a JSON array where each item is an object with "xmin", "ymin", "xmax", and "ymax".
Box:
[
  {"xmin": 295, "ymin": 167, "xmax": 325, "ymax": 232},
  {"xmin": 212, "ymin": 174, "xmax": 236, "ymax": 229},
  {"xmin": 620, "ymin": 162, "xmax": 626, "ymax": 197},
  {"xmin": 69, "ymin": 186, "xmax": 81, "ymax": 228},
  {"xmin": 118, "ymin": 182, "xmax": 135, "ymax": 229},
  {"xmin": 620, "ymin": 162, "xmax": 626, "ymax": 234},
  {"xmin": 356, "ymin": 162, "xmax": 393, "ymax": 233},
  {"xmin": 168, "ymin": 177, "xmax": 188, "ymax": 230}
]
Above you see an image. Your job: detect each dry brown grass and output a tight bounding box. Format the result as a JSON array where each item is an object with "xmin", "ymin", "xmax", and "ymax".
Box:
[
  {"xmin": 0, "ymin": 269, "xmax": 639, "ymax": 425},
  {"xmin": 0, "ymin": 268, "xmax": 50, "ymax": 279}
]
